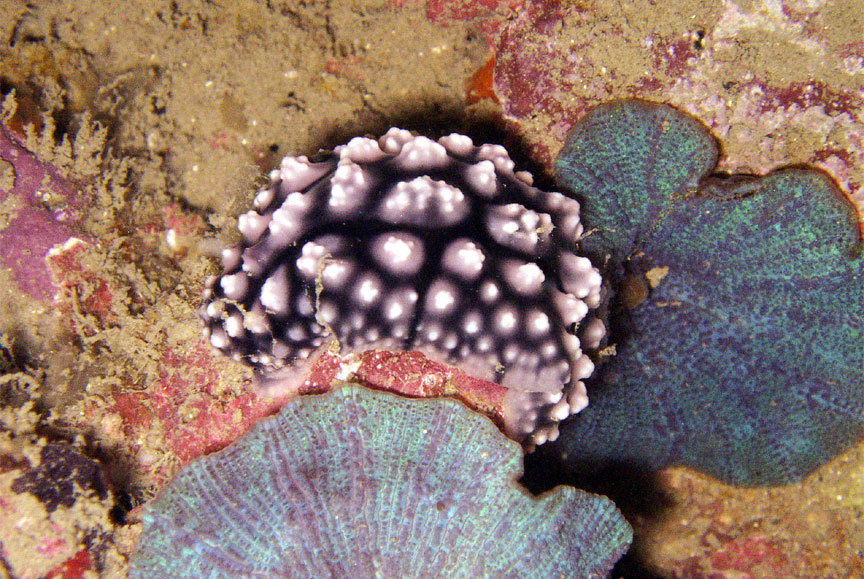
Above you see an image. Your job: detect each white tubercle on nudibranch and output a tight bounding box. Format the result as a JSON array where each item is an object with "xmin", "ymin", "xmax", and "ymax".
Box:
[{"xmin": 199, "ymin": 128, "xmax": 605, "ymax": 446}]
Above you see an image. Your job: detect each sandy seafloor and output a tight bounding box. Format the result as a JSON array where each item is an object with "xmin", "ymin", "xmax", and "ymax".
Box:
[{"xmin": 0, "ymin": 0, "xmax": 862, "ymax": 577}]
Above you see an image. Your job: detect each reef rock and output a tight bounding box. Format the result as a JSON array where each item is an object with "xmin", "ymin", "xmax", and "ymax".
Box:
[
  {"xmin": 0, "ymin": 441, "xmax": 114, "ymax": 577},
  {"xmin": 129, "ymin": 385, "xmax": 632, "ymax": 577},
  {"xmin": 0, "ymin": 105, "xmax": 88, "ymax": 302}
]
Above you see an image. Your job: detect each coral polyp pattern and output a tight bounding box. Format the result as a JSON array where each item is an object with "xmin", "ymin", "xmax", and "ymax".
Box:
[
  {"xmin": 129, "ymin": 385, "xmax": 632, "ymax": 578},
  {"xmin": 550, "ymin": 99, "xmax": 864, "ymax": 486},
  {"xmin": 199, "ymin": 128, "xmax": 604, "ymax": 443}
]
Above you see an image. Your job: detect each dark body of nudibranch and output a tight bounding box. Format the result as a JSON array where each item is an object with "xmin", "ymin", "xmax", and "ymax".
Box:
[{"xmin": 200, "ymin": 128, "xmax": 604, "ymax": 444}]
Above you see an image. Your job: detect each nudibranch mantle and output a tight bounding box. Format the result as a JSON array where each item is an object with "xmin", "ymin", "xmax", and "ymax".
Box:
[{"xmin": 199, "ymin": 128, "xmax": 604, "ymax": 444}]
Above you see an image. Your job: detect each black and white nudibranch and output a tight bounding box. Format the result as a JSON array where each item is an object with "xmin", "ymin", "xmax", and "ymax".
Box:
[{"xmin": 199, "ymin": 128, "xmax": 604, "ymax": 444}]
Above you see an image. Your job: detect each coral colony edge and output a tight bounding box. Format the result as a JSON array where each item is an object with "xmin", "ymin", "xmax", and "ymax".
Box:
[
  {"xmin": 549, "ymin": 99, "xmax": 863, "ymax": 487},
  {"xmin": 129, "ymin": 385, "xmax": 632, "ymax": 577}
]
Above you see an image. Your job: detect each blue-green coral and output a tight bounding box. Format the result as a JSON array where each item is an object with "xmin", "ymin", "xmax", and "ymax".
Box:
[
  {"xmin": 552, "ymin": 99, "xmax": 863, "ymax": 486},
  {"xmin": 130, "ymin": 385, "xmax": 632, "ymax": 577}
]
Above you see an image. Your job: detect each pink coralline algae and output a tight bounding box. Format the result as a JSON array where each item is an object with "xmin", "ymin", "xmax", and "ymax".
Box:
[
  {"xmin": 288, "ymin": 348, "xmax": 512, "ymax": 429},
  {"xmin": 0, "ymin": 118, "xmax": 88, "ymax": 302},
  {"xmin": 486, "ymin": 2, "xmax": 864, "ymax": 218},
  {"xmin": 672, "ymin": 534, "xmax": 794, "ymax": 577},
  {"xmin": 423, "ymin": 0, "xmax": 523, "ymax": 43},
  {"xmin": 199, "ymin": 128, "xmax": 604, "ymax": 445},
  {"xmin": 108, "ymin": 343, "xmax": 286, "ymax": 467}
]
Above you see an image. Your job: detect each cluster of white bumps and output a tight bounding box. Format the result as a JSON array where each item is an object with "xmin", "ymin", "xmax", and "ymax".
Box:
[{"xmin": 200, "ymin": 128, "xmax": 604, "ymax": 445}]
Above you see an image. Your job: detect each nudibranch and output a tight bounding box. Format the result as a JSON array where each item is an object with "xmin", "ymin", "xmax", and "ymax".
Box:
[{"xmin": 199, "ymin": 128, "xmax": 604, "ymax": 444}]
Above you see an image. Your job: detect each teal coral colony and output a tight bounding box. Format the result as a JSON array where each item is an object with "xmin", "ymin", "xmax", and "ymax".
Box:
[
  {"xmin": 550, "ymin": 99, "xmax": 863, "ymax": 486},
  {"xmin": 129, "ymin": 386, "xmax": 632, "ymax": 577}
]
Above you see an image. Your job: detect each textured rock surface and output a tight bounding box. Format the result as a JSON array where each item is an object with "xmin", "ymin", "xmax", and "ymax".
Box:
[
  {"xmin": 130, "ymin": 385, "xmax": 632, "ymax": 578},
  {"xmin": 199, "ymin": 128, "xmax": 604, "ymax": 444},
  {"xmin": 549, "ymin": 99, "xmax": 863, "ymax": 486},
  {"xmin": 9, "ymin": 443, "xmax": 109, "ymax": 512},
  {"xmin": 0, "ymin": 107, "xmax": 86, "ymax": 302},
  {"xmin": 0, "ymin": 439, "xmax": 114, "ymax": 578},
  {"xmin": 490, "ymin": 1, "xmax": 864, "ymax": 221}
]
